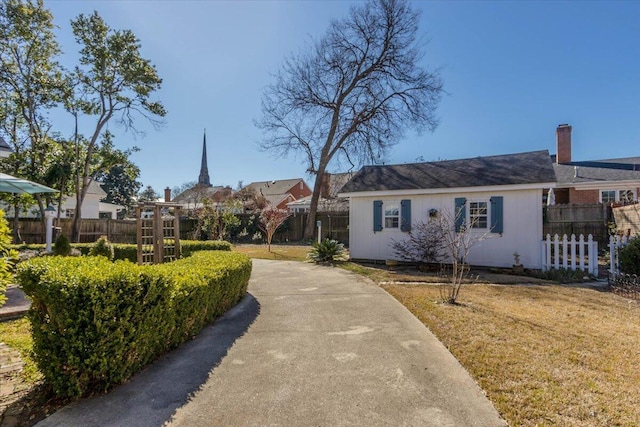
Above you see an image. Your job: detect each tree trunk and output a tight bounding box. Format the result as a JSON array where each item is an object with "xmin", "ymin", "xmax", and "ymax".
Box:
[
  {"xmin": 71, "ymin": 189, "xmax": 83, "ymax": 242},
  {"xmin": 303, "ymin": 167, "xmax": 327, "ymax": 239},
  {"xmin": 12, "ymin": 198, "xmax": 20, "ymax": 244}
]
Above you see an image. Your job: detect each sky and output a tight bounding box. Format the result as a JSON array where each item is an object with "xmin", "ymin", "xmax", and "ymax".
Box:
[{"xmin": 44, "ymin": 0, "xmax": 640, "ymax": 195}]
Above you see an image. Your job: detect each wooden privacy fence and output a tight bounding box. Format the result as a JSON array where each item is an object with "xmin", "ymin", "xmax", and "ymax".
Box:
[
  {"xmin": 14, "ymin": 218, "xmax": 137, "ymax": 244},
  {"xmin": 11, "ymin": 211, "xmax": 351, "ymax": 245},
  {"xmin": 541, "ymin": 233, "xmax": 598, "ymax": 275},
  {"xmin": 543, "ymin": 204, "xmax": 611, "ymax": 247}
]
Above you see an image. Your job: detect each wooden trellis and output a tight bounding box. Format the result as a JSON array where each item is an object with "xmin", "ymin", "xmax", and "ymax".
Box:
[{"xmin": 136, "ymin": 202, "xmax": 182, "ymax": 265}]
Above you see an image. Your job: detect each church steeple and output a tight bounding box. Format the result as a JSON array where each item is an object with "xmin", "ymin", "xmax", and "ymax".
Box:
[{"xmin": 198, "ymin": 129, "xmax": 212, "ymax": 187}]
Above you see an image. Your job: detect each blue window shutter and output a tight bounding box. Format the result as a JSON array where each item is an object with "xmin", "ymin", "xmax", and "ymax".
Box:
[
  {"xmin": 490, "ymin": 196, "xmax": 503, "ymax": 233},
  {"xmin": 454, "ymin": 198, "xmax": 466, "ymax": 232},
  {"xmin": 373, "ymin": 200, "xmax": 383, "ymax": 232},
  {"xmin": 400, "ymin": 199, "xmax": 411, "ymax": 232}
]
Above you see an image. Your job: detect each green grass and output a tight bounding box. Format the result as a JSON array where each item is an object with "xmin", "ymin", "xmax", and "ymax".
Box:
[
  {"xmin": 0, "ymin": 318, "xmax": 41, "ymax": 383},
  {"xmin": 232, "ymin": 243, "xmax": 311, "ymax": 261}
]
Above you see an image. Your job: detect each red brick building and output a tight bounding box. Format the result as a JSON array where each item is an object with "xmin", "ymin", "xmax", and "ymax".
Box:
[{"xmin": 551, "ymin": 124, "xmax": 640, "ymax": 205}]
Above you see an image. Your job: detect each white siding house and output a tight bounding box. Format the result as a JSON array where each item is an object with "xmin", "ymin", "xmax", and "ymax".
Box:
[{"xmin": 339, "ymin": 150, "xmax": 557, "ymax": 269}]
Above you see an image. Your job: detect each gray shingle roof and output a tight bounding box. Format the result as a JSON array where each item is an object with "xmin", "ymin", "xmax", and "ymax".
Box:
[
  {"xmin": 340, "ymin": 150, "xmax": 556, "ymax": 193},
  {"xmin": 553, "ymin": 156, "xmax": 640, "ymax": 185}
]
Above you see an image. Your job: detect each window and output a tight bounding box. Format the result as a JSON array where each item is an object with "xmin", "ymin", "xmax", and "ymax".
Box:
[
  {"xmin": 468, "ymin": 201, "xmax": 488, "ymax": 229},
  {"xmin": 619, "ymin": 190, "xmax": 635, "ymax": 203},
  {"xmin": 601, "ymin": 190, "xmax": 616, "ymax": 204},
  {"xmin": 65, "ymin": 209, "xmax": 75, "ymax": 218},
  {"xmin": 384, "ymin": 203, "xmax": 399, "ymax": 228},
  {"xmin": 600, "ymin": 189, "xmax": 637, "ymax": 203}
]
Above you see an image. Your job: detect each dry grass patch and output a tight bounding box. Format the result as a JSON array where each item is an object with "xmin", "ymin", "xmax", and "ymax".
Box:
[
  {"xmin": 232, "ymin": 244, "xmax": 310, "ymax": 261},
  {"xmin": 383, "ymin": 283, "xmax": 640, "ymax": 426}
]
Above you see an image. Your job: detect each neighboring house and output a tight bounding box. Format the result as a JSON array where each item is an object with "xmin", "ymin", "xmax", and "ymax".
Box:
[
  {"xmin": 0, "ymin": 135, "xmax": 12, "ymax": 158},
  {"xmin": 243, "ymin": 178, "xmax": 311, "ymax": 210},
  {"xmin": 287, "ymin": 172, "xmax": 354, "ymax": 213},
  {"xmin": 552, "ymin": 124, "xmax": 640, "ymax": 205},
  {"xmin": 339, "ymin": 150, "xmax": 556, "ymax": 269},
  {"xmin": 59, "ymin": 181, "xmax": 124, "ymax": 219},
  {"xmin": 1, "ymin": 181, "xmax": 124, "ymax": 219}
]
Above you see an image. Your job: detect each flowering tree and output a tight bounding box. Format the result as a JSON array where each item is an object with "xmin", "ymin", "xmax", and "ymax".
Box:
[{"xmin": 258, "ymin": 207, "xmax": 290, "ymax": 252}]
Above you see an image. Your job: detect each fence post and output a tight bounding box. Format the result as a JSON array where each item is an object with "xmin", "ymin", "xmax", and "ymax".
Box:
[
  {"xmin": 578, "ymin": 234, "xmax": 585, "ymax": 272},
  {"xmin": 544, "ymin": 234, "xmax": 551, "ymax": 271},
  {"xmin": 587, "ymin": 234, "xmax": 597, "ymax": 276},
  {"xmin": 553, "ymin": 234, "xmax": 560, "ymax": 270},
  {"xmin": 562, "ymin": 234, "xmax": 568, "ymax": 269},
  {"xmin": 570, "ymin": 234, "xmax": 576, "ymax": 270}
]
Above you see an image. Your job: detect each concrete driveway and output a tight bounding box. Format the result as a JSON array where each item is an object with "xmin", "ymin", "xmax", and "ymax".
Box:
[{"xmin": 37, "ymin": 259, "xmax": 505, "ymax": 427}]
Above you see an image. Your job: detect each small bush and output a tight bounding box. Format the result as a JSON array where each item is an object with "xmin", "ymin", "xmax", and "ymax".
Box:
[
  {"xmin": 181, "ymin": 240, "xmax": 232, "ymax": 257},
  {"xmin": 619, "ymin": 238, "xmax": 640, "ymax": 275},
  {"xmin": 53, "ymin": 234, "xmax": 71, "ymax": 256},
  {"xmin": 0, "ymin": 210, "xmax": 18, "ymax": 307},
  {"xmin": 89, "ymin": 236, "xmax": 114, "ymax": 260},
  {"xmin": 17, "ymin": 250, "xmax": 251, "ymax": 398},
  {"xmin": 307, "ymin": 239, "xmax": 348, "ymax": 263}
]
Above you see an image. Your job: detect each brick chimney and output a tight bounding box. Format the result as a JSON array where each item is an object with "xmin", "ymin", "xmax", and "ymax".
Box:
[
  {"xmin": 164, "ymin": 187, "xmax": 171, "ymax": 202},
  {"xmin": 556, "ymin": 124, "xmax": 572, "ymax": 164}
]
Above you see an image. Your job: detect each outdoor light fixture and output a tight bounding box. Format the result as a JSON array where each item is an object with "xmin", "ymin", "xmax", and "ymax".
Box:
[{"xmin": 44, "ymin": 204, "xmax": 56, "ymax": 219}]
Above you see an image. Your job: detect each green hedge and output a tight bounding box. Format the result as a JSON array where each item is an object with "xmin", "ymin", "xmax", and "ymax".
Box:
[
  {"xmin": 12, "ymin": 239, "xmax": 231, "ymax": 262},
  {"xmin": 17, "ymin": 251, "xmax": 251, "ymax": 398}
]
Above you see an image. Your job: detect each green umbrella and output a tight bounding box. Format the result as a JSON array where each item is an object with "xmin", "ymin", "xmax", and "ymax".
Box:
[{"xmin": 0, "ymin": 173, "xmax": 58, "ymax": 194}]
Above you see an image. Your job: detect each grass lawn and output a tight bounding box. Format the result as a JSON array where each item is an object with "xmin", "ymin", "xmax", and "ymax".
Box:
[
  {"xmin": 0, "ymin": 318, "xmax": 40, "ymax": 384},
  {"xmin": 383, "ymin": 282, "xmax": 640, "ymax": 426},
  {"xmin": 232, "ymin": 243, "xmax": 311, "ymax": 261}
]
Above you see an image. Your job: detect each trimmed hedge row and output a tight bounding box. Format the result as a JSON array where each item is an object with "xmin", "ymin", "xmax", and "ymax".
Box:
[
  {"xmin": 12, "ymin": 239, "xmax": 231, "ymax": 262},
  {"xmin": 17, "ymin": 250, "xmax": 251, "ymax": 397}
]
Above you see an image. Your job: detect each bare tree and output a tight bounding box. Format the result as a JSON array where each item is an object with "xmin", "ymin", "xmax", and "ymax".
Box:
[
  {"xmin": 391, "ymin": 219, "xmax": 446, "ymax": 266},
  {"xmin": 257, "ymin": 0, "xmax": 443, "ymax": 239},
  {"xmin": 258, "ymin": 207, "xmax": 290, "ymax": 252},
  {"xmin": 436, "ymin": 209, "xmax": 493, "ymax": 304}
]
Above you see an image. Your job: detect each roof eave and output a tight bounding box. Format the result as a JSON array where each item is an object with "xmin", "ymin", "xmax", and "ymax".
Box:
[{"xmin": 339, "ymin": 182, "xmax": 556, "ymax": 198}]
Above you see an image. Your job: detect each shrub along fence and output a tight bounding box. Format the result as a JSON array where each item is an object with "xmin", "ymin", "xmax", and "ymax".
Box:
[{"xmin": 17, "ymin": 250, "xmax": 251, "ymax": 397}]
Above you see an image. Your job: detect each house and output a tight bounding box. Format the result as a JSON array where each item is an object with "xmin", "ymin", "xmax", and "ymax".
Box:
[
  {"xmin": 243, "ymin": 178, "xmax": 311, "ymax": 210},
  {"xmin": 1, "ymin": 181, "xmax": 124, "ymax": 219},
  {"xmin": 287, "ymin": 172, "xmax": 354, "ymax": 213},
  {"xmin": 339, "ymin": 150, "xmax": 556, "ymax": 269},
  {"xmin": 552, "ymin": 124, "xmax": 640, "ymax": 205},
  {"xmin": 59, "ymin": 181, "xmax": 124, "ymax": 219}
]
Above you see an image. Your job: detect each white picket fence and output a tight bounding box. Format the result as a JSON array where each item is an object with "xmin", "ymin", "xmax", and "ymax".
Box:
[
  {"xmin": 608, "ymin": 235, "xmax": 631, "ymax": 276},
  {"xmin": 541, "ymin": 234, "xmax": 598, "ymax": 275}
]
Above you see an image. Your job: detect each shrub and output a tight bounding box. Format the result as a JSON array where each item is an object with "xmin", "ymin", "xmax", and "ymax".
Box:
[
  {"xmin": 0, "ymin": 210, "xmax": 18, "ymax": 307},
  {"xmin": 17, "ymin": 250, "xmax": 251, "ymax": 398},
  {"xmin": 619, "ymin": 238, "xmax": 640, "ymax": 275},
  {"xmin": 307, "ymin": 238, "xmax": 348, "ymax": 263},
  {"xmin": 89, "ymin": 236, "xmax": 114, "ymax": 260},
  {"xmin": 53, "ymin": 234, "xmax": 71, "ymax": 256},
  {"xmin": 180, "ymin": 240, "xmax": 232, "ymax": 257}
]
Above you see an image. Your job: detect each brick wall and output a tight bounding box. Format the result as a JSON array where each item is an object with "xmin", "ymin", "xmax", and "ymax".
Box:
[{"xmin": 569, "ymin": 188, "xmax": 599, "ymax": 204}]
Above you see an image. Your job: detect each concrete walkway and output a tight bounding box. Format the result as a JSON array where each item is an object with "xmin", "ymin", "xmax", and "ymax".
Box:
[{"xmin": 37, "ymin": 259, "xmax": 505, "ymax": 427}]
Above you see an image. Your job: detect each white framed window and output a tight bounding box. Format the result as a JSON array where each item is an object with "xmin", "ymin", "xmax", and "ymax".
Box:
[
  {"xmin": 468, "ymin": 201, "xmax": 488, "ymax": 229},
  {"xmin": 600, "ymin": 189, "xmax": 637, "ymax": 203},
  {"xmin": 65, "ymin": 209, "xmax": 75, "ymax": 218},
  {"xmin": 384, "ymin": 203, "xmax": 399, "ymax": 228}
]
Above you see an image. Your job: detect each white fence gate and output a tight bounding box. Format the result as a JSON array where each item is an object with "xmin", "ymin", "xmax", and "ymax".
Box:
[
  {"xmin": 541, "ymin": 234, "xmax": 598, "ymax": 276},
  {"xmin": 608, "ymin": 235, "xmax": 631, "ymax": 276}
]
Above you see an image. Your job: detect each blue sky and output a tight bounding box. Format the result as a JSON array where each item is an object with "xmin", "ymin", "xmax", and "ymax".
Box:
[{"xmin": 45, "ymin": 0, "xmax": 640, "ymax": 194}]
